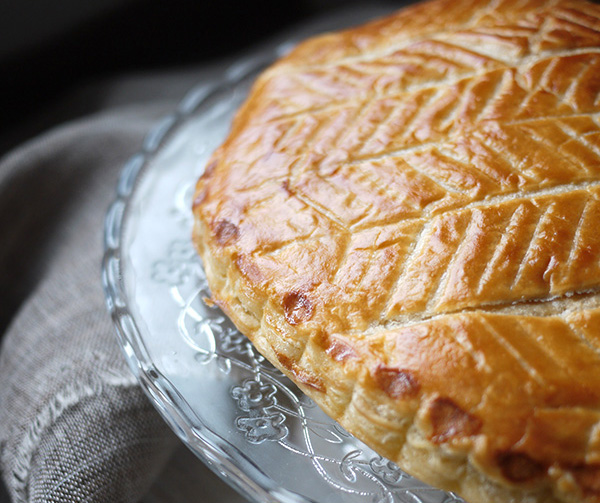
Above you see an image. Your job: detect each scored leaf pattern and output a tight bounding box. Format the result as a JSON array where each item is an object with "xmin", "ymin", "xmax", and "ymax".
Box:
[{"xmin": 212, "ymin": 0, "xmax": 600, "ymax": 326}]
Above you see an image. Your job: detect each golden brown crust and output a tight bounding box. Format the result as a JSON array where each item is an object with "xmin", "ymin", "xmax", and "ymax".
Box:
[{"xmin": 192, "ymin": 0, "xmax": 600, "ymax": 501}]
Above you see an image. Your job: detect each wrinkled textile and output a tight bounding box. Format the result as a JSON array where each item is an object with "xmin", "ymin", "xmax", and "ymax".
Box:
[{"xmin": 0, "ymin": 70, "xmax": 245, "ymax": 503}]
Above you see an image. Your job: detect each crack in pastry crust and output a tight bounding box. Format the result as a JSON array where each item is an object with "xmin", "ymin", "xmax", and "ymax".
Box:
[{"xmin": 193, "ymin": 1, "xmax": 600, "ymax": 501}]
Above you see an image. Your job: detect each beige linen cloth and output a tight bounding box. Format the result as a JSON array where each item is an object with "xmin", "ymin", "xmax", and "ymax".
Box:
[{"xmin": 0, "ymin": 67, "xmax": 246, "ymax": 503}]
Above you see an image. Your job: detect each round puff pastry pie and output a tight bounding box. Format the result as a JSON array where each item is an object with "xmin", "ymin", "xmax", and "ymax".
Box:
[{"xmin": 192, "ymin": 0, "xmax": 600, "ymax": 501}]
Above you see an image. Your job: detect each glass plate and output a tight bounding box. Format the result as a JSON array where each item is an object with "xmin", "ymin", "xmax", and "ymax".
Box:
[{"xmin": 102, "ymin": 9, "xmax": 466, "ymax": 503}]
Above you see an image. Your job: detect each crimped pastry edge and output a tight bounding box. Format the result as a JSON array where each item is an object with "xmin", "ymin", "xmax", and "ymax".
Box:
[{"xmin": 192, "ymin": 218, "xmax": 566, "ymax": 503}]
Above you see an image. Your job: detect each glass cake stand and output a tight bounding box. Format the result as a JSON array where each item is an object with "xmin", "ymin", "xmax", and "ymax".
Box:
[{"xmin": 102, "ymin": 7, "xmax": 465, "ymax": 503}]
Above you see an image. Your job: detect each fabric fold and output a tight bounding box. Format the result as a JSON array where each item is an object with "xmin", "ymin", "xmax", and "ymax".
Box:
[{"xmin": 0, "ymin": 109, "xmax": 180, "ymax": 503}]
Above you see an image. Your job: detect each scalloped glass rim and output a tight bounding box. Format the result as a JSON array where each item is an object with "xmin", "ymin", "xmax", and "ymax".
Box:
[{"xmin": 101, "ymin": 8, "xmax": 465, "ymax": 503}]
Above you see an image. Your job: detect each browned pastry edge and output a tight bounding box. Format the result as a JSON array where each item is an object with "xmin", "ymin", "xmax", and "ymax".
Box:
[{"xmin": 193, "ymin": 217, "xmax": 570, "ymax": 503}]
